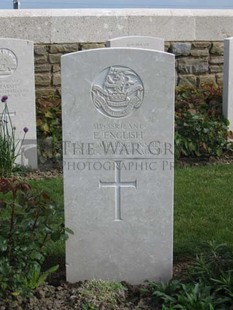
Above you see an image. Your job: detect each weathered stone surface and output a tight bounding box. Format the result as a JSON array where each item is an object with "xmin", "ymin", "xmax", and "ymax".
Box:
[
  {"xmin": 223, "ymin": 38, "xmax": 233, "ymax": 130},
  {"xmin": 107, "ymin": 36, "xmax": 164, "ymax": 51},
  {"xmin": 177, "ymin": 58, "xmax": 208, "ymax": 74},
  {"xmin": 209, "ymin": 65, "xmax": 223, "ymax": 73},
  {"xmin": 0, "ymin": 10, "xmax": 233, "ymax": 43},
  {"xmin": 34, "ymin": 45, "xmax": 48, "ymax": 56},
  {"xmin": 210, "ymin": 42, "xmax": 224, "ymax": 55},
  {"xmin": 35, "ymin": 55, "xmax": 48, "ymax": 64},
  {"xmin": 192, "ymin": 42, "xmax": 211, "ymax": 48},
  {"xmin": 198, "ymin": 75, "xmax": 217, "ymax": 86},
  {"xmin": 165, "ymin": 42, "xmax": 170, "ymax": 52},
  {"xmin": 0, "ymin": 38, "xmax": 37, "ymax": 168},
  {"xmin": 52, "ymin": 73, "xmax": 61, "ymax": 86},
  {"xmin": 178, "ymin": 74, "xmax": 197, "ymax": 87},
  {"xmin": 35, "ymin": 64, "xmax": 51, "ymax": 72},
  {"xmin": 52, "ymin": 64, "xmax": 60, "ymax": 73},
  {"xmin": 216, "ymin": 73, "xmax": 223, "ymax": 86},
  {"xmin": 36, "ymin": 88, "xmax": 57, "ymax": 99},
  {"xmin": 170, "ymin": 43, "xmax": 191, "ymax": 56},
  {"xmin": 190, "ymin": 49, "xmax": 209, "ymax": 57},
  {"xmin": 48, "ymin": 54, "xmax": 62, "ymax": 64},
  {"xmin": 80, "ymin": 43, "xmax": 105, "ymax": 50},
  {"xmin": 50, "ymin": 43, "xmax": 79, "ymax": 53},
  {"xmin": 35, "ymin": 73, "xmax": 51, "ymax": 86},
  {"xmin": 62, "ymin": 48, "xmax": 175, "ymax": 284},
  {"xmin": 210, "ymin": 56, "xmax": 224, "ymax": 64}
]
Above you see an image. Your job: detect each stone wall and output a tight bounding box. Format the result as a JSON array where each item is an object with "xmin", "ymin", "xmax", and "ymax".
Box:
[{"xmin": 34, "ymin": 40, "xmax": 224, "ymax": 100}]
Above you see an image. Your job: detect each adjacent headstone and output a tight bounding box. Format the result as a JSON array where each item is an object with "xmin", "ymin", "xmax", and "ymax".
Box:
[
  {"xmin": 106, "ymin": 36, "xmax": 164, "ymax": 51},
  {"xmin": 0, "ymin": 38, "xmax": 37, "ymax": 168},
  {"xmin": 62, "ymin": 47, "xmax": 175, "ymax": 284},
  {"xmin": 223, "ymin": 37, "xmax": 233, "ymax": 132}
]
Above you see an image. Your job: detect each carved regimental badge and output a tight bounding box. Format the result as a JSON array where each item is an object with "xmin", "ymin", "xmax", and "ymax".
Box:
[
  {"xmin": 0, "ymin": 48, "xmax": 18, "ymax": 77},
  {"xmin": 91, "ymin": 66, "xmax": 144, "ymax": 118}
]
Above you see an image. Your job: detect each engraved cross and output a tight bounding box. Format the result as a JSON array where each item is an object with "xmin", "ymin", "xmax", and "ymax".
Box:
[
  {"xmin": 0, "ymin": 111, "xmax": 16, "ymax": 118},
  {"xmin": 99, "ymin": 161, "xmax": 137, "ymax": 221}
]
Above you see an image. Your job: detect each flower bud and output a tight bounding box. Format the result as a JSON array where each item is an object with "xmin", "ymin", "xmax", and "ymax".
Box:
[{"xmin": 1, "ymin": 96, "xmax": 8, "ymax": 102}]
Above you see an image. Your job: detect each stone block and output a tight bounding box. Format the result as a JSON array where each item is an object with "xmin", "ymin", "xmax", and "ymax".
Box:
[
  {"xmin": 198, "ymin": 75, "xmax": 217, "ymax": 86},
  {"xmin": 190, "ymin": 49, "xmax": 209, "ymax": 57},
  {"xmin": 81, "ymin": 43, "xmax": 105, "ymax": 50},
  {"xmin": 35, "ymin": 73, "xmax": 51, "ymax": 87},
  {"xmin": 210, "ymin": 56, "xmax": 224, "ymax": 64},
  {"xmin": 210, "ymin": 42, "xmax": 224, "ymax": 55},
  {"xmin": 35, "ymin": 55, "xmax": 48, "ymax": 64},
  {"xmin": 178, "ymin": 75, "xmax": 197, "ymax": 87},
  {"xmin": 48, "ymin": 54, "xmax": 62, "ymax": 64},
  {"xmin": 107, "ymin": 36, "xmax": 164, "ymax": 51},
  {"xmin": 170, "ymin": 42, "xmax": 191, "ymax": 56},
  {"xmin": 165, "ymin": 42, "xmax": 171, "ymax": 52},
  {"xmin": 35, "ymin": 64, "xmax": 51, "ymax": 73},
  {"xmin": 177, "ymin": 58, "xmax": 208, "ymax": 74},
  {"xmin": 50, "ymin": 43, "xmax": 79, "ymax": 53},
  {"xmin": 216, "ymin": 73, "xmax": 223, "ymax": 86},
  {"xmin": 52, "ymin": 73, "xmax": 61, "ymax": 86},
  {"xmin": 36, "ymin": 88, "xmax": 57, "ymax": 99},
  {"xmin": 209, "ymin": 65, "xmax": 223, "ymax": 73},
  {"xmin": 52, "ymin": 64, "xmax": 60, "ymax": 73},
  {"xmin": 34, "ymin": 45, "xmax": 48, "ymax": 56},
  {"xmin": 192, "ymin": 42, "xmax": 211, "ymax": 49}
]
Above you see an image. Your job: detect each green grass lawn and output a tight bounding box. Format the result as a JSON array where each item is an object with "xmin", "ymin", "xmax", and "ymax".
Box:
[
  {"xmin": 174, "ymin": 163, "xmax": 233, "ymax": 259},
  {"xmin": 27, "ymin": 164, "xmax": 233, "ymax": 262}
]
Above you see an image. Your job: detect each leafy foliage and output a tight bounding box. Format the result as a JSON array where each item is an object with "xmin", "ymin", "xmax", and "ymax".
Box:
[
  {"xmin": 36, "ymin": 95, "xmax": 62, "ymax": 164},
  {"xmin": 175, "ymin": 84, "xmax": 233, "ymax": 158},
  {"xmin": 0, "ymin": 178, "xmax": 70, "ymax": 297},
  {"xmin": 36, "ymin": 85, "xmax": 233, "ymax": 164},
  {"xmin": 144, "ymin": 242, "xmax": 233, "ymax": 309}
]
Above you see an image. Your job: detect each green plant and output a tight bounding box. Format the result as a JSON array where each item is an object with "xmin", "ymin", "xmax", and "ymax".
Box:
[
  {"xmin": 77, "ymin": 279, "xmax": 127, "ymax": 309},
  {"xmin": 175, "ymin": 84, "xmax": 233, "ymax": 159},
  {"xmin": 36, "ymin": 96, "xmax": 62, "ymax": 163},
  {"xmin": 143, "ymin": 279, "xmax": 183, "ymax": 307},
  {"xmin": 0, "ymin": 178, "xmax": 70, "ymax": 297},
  {"xmin": 145, "ymin": 241, "xmax": 233, "ymax": 310},
  {"xmin": 0, "ymin": 96, "xmax": 28, "ymax": 177},
  {"xmin": 188, "ymin": 241, "xmax": 233, "ymax": 283}
]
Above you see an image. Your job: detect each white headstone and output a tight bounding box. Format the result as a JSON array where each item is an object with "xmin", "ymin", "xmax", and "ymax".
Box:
[
  {"xmin": 106, "ymin": 36, "xmax": 164, "ymax": 51},
  {"xmin": 0, "ymin": 38, "xmax": 37, "ymax": 168},
  {"xmin": 223, "ymin": 37, "xmax": 233, "ymax": 132},
  {"xmin": 62, "ymin": 47, "xmax": 175, "ymax": 284}
]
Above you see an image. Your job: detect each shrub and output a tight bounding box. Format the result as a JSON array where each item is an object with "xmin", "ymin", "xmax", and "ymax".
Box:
[
  {"xmin": 36, "ymin": 95, "xmax": 62, "ymax": 165},
  {"xmin": 36, "ymin": 85, "xmax": 233, "ymax": 163},
  {"xmin": 144, "ymin": 241, "xmax": 233, "ymax": 309},
  {"xmin": 175, "ymin": 84, "xmax": 233, "ymax": 159},
  {"xmin": 0, "ymin": 178, "xmax": 70, "ymax": 297}
]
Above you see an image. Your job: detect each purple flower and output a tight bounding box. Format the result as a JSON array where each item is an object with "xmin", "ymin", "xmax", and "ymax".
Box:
[
  {"xmin": 23, "ymin": 127, "xmax": 29, "ymax": 133},
  {"xmin": 1, "ymin": 96, "xmax": 8, "ymax": 102}
]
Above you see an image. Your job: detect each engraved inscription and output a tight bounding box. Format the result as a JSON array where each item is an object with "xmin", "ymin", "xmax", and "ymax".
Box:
[
  {"xmin": 99, "ymin": 161, "xmax": 137, "ymax": 221},
  {"xmin": 0, "ymin": 79, "xmax": 30, "ymax": 97},
  {"xmin": 91, "ymin": 66, "xmax": 144, "ymax": 119},
  {"xmin": 0, "ymin": 49, "xmax": 18, "ymax": 77}
]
